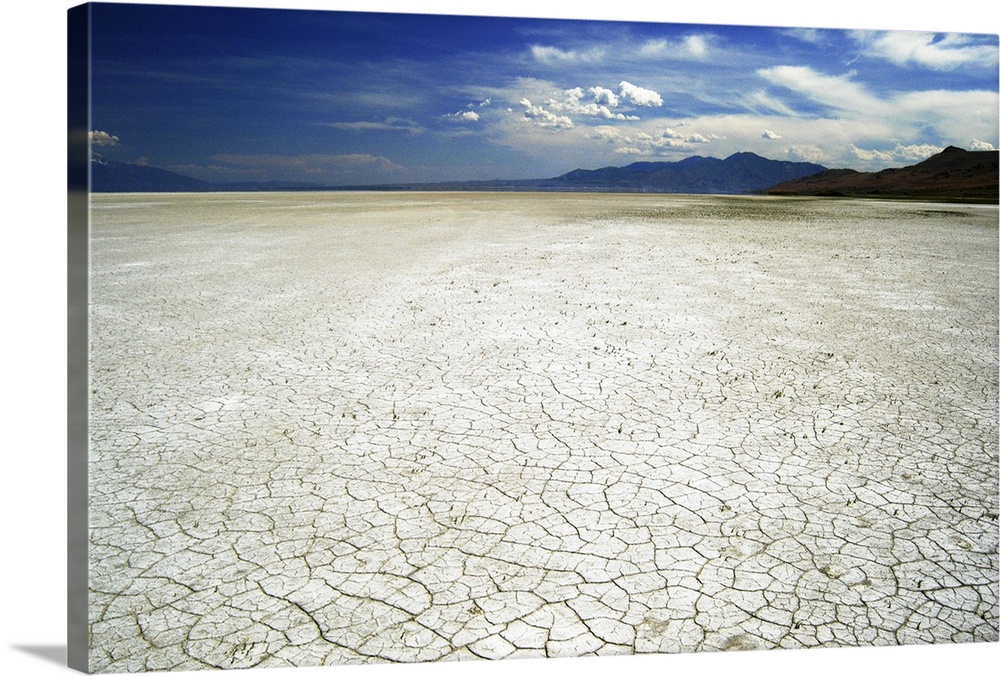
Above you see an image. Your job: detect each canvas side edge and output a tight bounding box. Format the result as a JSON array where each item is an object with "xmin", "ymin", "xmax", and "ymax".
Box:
[{"xmin": 68, "ymin": 3, "xmax": 92, "ymax": 673}]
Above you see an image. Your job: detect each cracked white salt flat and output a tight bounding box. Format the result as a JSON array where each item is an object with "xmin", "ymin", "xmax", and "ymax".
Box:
[{"xmin": 87, "ymin": 192, "xmax": 998, "ymax": 672}]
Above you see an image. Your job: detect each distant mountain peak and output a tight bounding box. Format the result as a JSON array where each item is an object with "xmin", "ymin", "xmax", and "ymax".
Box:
[
  {"xmin": 90, "ymin": 159, "xmax": 210, "ymax": 192},
  {"xmin": 541, "ymin": 152, "xmax": 827, "ymax": 194}
]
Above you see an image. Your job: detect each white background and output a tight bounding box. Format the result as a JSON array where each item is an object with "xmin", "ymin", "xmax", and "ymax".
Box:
[{"xmin": 2, "ymin": 1, "xmax": 997, "ymax": 675}]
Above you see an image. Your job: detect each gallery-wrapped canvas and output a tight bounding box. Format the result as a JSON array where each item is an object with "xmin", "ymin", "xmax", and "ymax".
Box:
[{"xmin": 68, "ymin": 1, "xmax": 999, "ymax": 673}]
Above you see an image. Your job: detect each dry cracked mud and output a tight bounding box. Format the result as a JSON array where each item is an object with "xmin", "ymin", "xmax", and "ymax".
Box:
[{"xmin": 87, "ymin": 192, "xmax": 998, "ymax": 672}]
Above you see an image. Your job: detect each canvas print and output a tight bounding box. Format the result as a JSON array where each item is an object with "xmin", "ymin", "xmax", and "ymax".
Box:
[{"xmin": 68, "ymin": 1, "xmax": 999, "ymax": 673}]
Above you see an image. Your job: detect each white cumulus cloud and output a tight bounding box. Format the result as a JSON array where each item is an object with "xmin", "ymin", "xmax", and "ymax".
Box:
[
  {"xmin": 893, "ymin": 143, "xmax": 943, "ymax": 161},
  {"xmin": 444, "ymin": 98, "xmax": 493, "ymax": 122},
  {"xmin": 619, "ymin": 81, "xmax": 663, "ymax": 107},
  {"xmin": 591, "ymin": 127, "xmax": 623, "ymax": 143},
  {"xmin": 970, "ymin": 139, "xmax": 997, "ymax": 151},
  {"xmin": 520, "ymin": 98, "xmax": 574, "ymax": 130},
  {"xmin": 446, "ymin": 110, "xmax": 480, "ymax": 122},
  {"xmin": 602, "ymin": 125, "xmax": 718, "ymax": 156},
  {"xmin": 762, "ymin": 129, "xmax": 782, "ymax": 140},
  {"xmin": 589, "ymin": 86, "xmax": 619, "ymax": 107},
  {"xmin": 90, "ymin": 130, "xmax": 119, "ymax": 146},
  {"xmin": 851, "ymin": 145, "xmax": 896, "ymax": 164},
  {"xmin": 851, "ymin": 143, "xmax": 942, "ymax": 164},
  {"xmin": 534, "ymin": 88, "xmax": 640, "ymax": 122}
]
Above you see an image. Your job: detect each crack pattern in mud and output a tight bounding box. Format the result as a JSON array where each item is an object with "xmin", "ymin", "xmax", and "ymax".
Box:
[{"xmin": 87, "ymin": 193, "xmax": 998, "ymax": 671}]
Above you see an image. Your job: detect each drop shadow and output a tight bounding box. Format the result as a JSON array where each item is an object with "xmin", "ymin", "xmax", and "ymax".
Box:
[{"xmin": 12, "ymin": 644, "xmax": 67, "ymax": 667}]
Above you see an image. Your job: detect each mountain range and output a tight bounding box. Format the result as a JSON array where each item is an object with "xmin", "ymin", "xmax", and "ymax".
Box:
[
  {"xmin": 89, "ymin": 152, "xmax": 828, "ymax": 195},
  {"xmin": 88, "ymin": 148, "xmax": 999, "ymax": 202},
  {"xmin": 504, "ymin": 152, "xmax": 827, "ymax": 194}
]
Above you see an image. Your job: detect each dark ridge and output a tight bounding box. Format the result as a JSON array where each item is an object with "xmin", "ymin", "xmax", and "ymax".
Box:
[{"xmin": 765, "ymin": 147, "xmax": 999, "ymax": 203}]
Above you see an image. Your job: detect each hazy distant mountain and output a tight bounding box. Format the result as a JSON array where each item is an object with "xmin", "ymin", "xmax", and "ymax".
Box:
[
  {"xmin": 90, "ymin": 159, "xmax": 324, "ymax": 193},
  {"xmin": 765, "ymin": 146, "xmax": 999, "ymax": 202},
  {"xmin": 534, "ymin": 152, "xmax": 828, "ymax": 194},
  {"xmin": 90, "ymin": 159, "xmax": 211, "ymax": 192}
]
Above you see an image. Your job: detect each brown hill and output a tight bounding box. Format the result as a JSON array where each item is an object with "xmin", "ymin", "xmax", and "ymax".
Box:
[{"xmin": 765, "ymin": 146, "xmax": 998, "ymax": 203}]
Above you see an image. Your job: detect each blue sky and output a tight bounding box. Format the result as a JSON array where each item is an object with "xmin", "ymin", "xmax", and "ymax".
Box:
[{"xmin": 86, "ymin": 1, "xmax": 999, "ymax": 186}]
